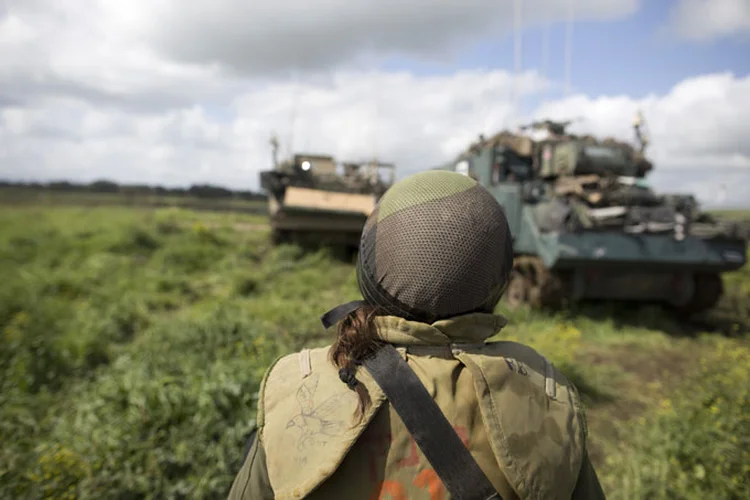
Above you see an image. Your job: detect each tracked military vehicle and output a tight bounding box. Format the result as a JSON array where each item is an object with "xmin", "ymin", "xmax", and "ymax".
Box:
[
  {"xmin": 260, "ymin": 138, "xmax": 395, "ymax": 249},
  {"xmin": 435, "ymin": 115, "xmax": 748, "ymax": 312}
]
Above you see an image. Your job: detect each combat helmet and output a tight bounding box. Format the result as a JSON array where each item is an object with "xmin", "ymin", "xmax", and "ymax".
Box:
[{"xmin": 322, "ymin": 170, "xmax": 514, "ymax": 328}]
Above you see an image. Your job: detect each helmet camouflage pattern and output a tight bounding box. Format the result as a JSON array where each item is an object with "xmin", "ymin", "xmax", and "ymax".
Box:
[{"xmin": 355, "ymin": 170, "xmax": 514, "ymax": 323}]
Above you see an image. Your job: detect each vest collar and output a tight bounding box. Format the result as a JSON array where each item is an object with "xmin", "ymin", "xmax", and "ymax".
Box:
[{"xmin": 373, "ymin": 313, "xmax": 508, "ymax": 345}]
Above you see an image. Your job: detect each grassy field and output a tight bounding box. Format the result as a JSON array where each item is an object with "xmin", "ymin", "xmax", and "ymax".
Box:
[
  {"xmin": 0, "ymin": 187, "xmax": 268, "ymax": 214},
  {"xmin": 0, "ymin": 205, "xmax": 748, "ymax": 499},
  {"xmin": 710, "ymin": 209, "xmax": 750, "ymax": 220}
]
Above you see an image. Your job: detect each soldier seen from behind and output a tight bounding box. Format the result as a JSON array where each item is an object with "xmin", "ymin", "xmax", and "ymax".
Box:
[{"xmin": 229, "ymin": 170, "xmax": 606, "ymax": 499}]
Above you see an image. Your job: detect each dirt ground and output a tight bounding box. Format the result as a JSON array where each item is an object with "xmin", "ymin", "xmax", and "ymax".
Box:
[{"xmin": 578, "ymin": 341, "xmax": 699, "ymax": 467}]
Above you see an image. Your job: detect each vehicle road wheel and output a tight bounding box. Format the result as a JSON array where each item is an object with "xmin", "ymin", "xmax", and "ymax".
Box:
[
  {"xmin": 505, "ymin": 271, "xmax": 530, "ymax": 309},
  {"xmin": 272, "ymin": 229, "xmax": 290, "ymax": 245},
  {"xmin": 538, "ymin": 272, "xmax": 568, "ymax": 310},
  {"xmin": 677, "ymin": 273, "xmax": 723, "ymax": 314}
]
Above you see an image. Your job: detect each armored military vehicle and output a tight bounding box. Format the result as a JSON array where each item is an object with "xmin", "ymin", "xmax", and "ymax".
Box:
[
  {"xmin": 435, "ymin": 115, "xmax": 747, "ymax": 313},
  {"xmin": 260, "ymin": 137, "xmax": 396, "ymax": 249}
]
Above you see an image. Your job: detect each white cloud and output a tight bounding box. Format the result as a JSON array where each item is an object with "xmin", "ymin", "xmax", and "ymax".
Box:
[
  {"xmin": 0, "ymin": 0, "xmax": 638, "ymax": 111},
  {"xmin": 0, "ymin": 0, "xmax": 748, "ymax": 209},
  {"xmin": 530, "ymin": 72, "xmax": 750, "ymax": 207},
  {"xmin": 533, "ymin": 72, "xmax": 750, "ymax": 169},
  {"xmin": 3, "ymin": 68, "xmax": 750, "ymax": 208},
  {"xmin": 230, "ymin": 70, "xmax": 548, "ymax": 167},
  {"xmin": 0, "ymin": 69, "xmax": 546, "ymax": 187},
  {"xmin": 0, "ymin": 1, "xmax": 243, "ymax": 113},
  {"xmin": 668, "ymin": 0, "xmax": 750, "ymax": 41},
  {"xmin": 145, "ymin": 0, "xmax": 639, "ymax": 75}
]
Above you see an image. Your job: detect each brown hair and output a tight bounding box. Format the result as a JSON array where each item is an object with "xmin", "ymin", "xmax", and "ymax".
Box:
[{"xmin": 329, "ymin": 304, "xmax": 383, "ymax": 422}]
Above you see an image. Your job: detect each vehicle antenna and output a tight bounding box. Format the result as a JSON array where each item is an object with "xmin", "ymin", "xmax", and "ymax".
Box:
[
  {"xmin": 564, "ymin": 0, "xmax": 575, "ymax": 97},
  {"xmin": 371, "ymin": 70, "xmax": 379, "ymax": 172},
  {"xmin": 287, "ymin": 71, "xmax": 300, "ymax": 158},
  {"xmin": 717, "ymin": 184, "xmax": 727, "ymax": 206},
  {"xmin": 633, "ymin": 110, "xmax": 650, "ymax": 153},
  {"xmin": 512, "ymin": 0, "xmax": 523, "ymax": 126},
  {"xmin": 269, "ymin": 133, "xmax": 279, "ymax": 168},
  {"xmin": 541, "ymin": 8, "xmax": 550, "ymax": 102}
]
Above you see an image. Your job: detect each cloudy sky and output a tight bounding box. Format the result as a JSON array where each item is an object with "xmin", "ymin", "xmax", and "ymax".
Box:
[{"xmin": 1, "ymin": 0, "xmax": 749, "ymax": 208}]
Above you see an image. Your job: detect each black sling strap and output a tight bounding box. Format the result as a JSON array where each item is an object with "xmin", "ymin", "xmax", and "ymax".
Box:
[
  {"xmin": 362, "ymin": 344, "xmax": 502, "ymax": 500},
  {"xmin": 320, "ymin": 300, "xmax": 368, "ymax": 329}
]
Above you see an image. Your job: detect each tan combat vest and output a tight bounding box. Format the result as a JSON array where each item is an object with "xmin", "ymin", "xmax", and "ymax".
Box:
[{"xmin": 257, "ymin": 313, "xmax": 588, "ymax": 499}]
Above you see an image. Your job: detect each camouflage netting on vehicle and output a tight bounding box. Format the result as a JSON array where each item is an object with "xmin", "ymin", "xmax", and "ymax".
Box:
[
  {"xmin": 535, "ymin": 176, "xmax": 747, "ymax": 240},
  {"xmin": 356, "ymin": 170, "xmax": 514, "ymax": 323},
  {"xmin": 261, "ymin": 169, "xmax": 390, "ymax": 198}
]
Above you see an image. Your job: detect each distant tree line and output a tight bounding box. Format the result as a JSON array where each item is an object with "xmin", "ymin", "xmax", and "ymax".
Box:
[{"xmin": 0, "ymin": 179, "xmax": 267, "ymax": 201}]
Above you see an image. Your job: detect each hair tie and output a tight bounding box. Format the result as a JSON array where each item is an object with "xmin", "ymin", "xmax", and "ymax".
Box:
[{"xmin": 338, "ymin": 367, "xmax": 359, "ymax": 390}]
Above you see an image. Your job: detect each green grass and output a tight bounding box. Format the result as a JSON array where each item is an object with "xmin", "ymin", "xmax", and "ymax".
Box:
[
  {"xmin": 0, "ymin": 205, "xmax": 748, "ymax": 499},
  {"xmin": 0, "ymin": 187, "xmax": 268, "ymax": 214},
  {"xmin": 710, "ymin": 209, "xmax": 750, "ymax": 221}
]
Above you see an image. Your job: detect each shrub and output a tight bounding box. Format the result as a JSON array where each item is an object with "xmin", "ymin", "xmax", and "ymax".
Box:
[
  {"xmin": 3, "ymin": 306, "xmax": 281, "ymax": 499},
  {"xmin": 603, "ymin": 339, "xmax": 750, "ymax": 499}
]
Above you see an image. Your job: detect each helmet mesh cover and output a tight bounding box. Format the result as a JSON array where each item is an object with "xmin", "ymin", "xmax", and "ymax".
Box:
[{"xmin": 356, "ymin": 170, "xmax": 514, "ymax": 323}]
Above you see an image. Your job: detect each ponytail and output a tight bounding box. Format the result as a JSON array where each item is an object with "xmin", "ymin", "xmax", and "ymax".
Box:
[{"xmin": 329, "ymin": 305, "xmax": 382, "ymax": 422}]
